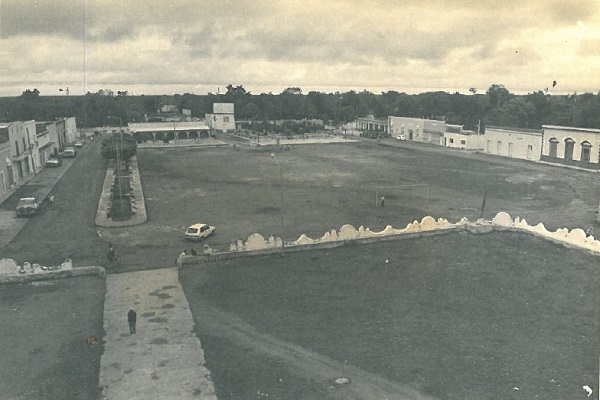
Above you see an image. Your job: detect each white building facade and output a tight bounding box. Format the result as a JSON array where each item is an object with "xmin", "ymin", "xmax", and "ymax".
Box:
[
  {"xmin": 388, "ymin": 117, "xmax": 446, "ymax": 145},
  {"xmin": 541, "ymin": 125, "xmax": 600, "ymax": 166},
  {"xmin": 482, "ymin": 127, "xmax": 542, "ymax": 160},
  {"xmin": 206, "ymin": 103, "xmax": 235, "ymax": 132},
  {"xmin": 7, "ymin": 120, "xmax": 39, "ymax": 183}
]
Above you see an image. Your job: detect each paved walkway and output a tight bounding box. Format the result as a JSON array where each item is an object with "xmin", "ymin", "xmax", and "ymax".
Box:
[{"xmin": 100, "ymin": 268, "xmax": 217, "ymax": 400}]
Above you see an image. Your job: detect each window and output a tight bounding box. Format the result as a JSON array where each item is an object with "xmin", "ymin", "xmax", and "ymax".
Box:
[
  {"xmin": 460, "ymin": 140, "xmax": 466, "ymax": 145},
  {"xmin": 223, "ymin": 116, "xmax": 229, "ymax": 123},
  {"xmin": 581, "ymin": 141, "xmax": 592, "ymax": 162},
  {"xmin": 449, "ymin": 138, "xmax": 454, "ymax": 144}
]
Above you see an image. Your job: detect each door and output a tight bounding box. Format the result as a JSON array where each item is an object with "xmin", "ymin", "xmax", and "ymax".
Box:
[
  {"xmin": 508, "ymin": 142, "xmax": 514, "ymax": 157},
  {"xmin": 564, "ymin": 138, "xmax": 574, "ymax": 160},
  {"xmin": 549, "ymin": 139, "xmax": 558, "ymax": 158},
  {"xmin": 527, "ymin": 145, "xmax": 533, "ymax": 159}
]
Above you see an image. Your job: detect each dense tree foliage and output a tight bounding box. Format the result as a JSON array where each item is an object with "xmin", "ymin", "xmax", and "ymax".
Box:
[
  {"xmin": 101, "ymin": 134, "xmax": 137, "ymax": 161},
  {"xmin": 0, "ymin": 85, "xmax": 598, "ymax": 130}
]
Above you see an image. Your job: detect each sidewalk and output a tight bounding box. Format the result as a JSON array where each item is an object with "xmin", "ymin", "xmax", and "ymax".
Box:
[{"xmin": 99, "ymin": 268, "xmax": 217, "ymax": 400}]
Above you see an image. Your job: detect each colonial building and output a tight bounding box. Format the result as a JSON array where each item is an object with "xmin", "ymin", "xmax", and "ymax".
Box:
[
  {"xmin": 0, "ymin": 125, "xmax": 14, "ymax": 198},
  {"xmin": 444, "ymin": 125, "xmax": 481, "ymax": 150},
  {"xmin": 128, "ymin": 121, "xmax": 210, "ymax": 142},
  {"xmin": 206, "ymin": 103, "xmax": 235, "ymax": 133},
  {"xmin": 482, "ymin": 126, "xmax": 542, "ymax": 161},
  {"xmin": 35, "ymin": 122, "xmax": 61, "ymax": 166},
  {"xmin": 358, "ymin": 116, "xmax": 388, "ymax": 135},
  {"xmin": 388, "ymin": 117, "xmax": 445, "ymax": 145},
  {"xmin": 7, "ymin": 120, "xmax": 39, "ymax": 183},
  {"xmin": 541, "ymin": 125, "xmax": 600, "ymax": 166}
]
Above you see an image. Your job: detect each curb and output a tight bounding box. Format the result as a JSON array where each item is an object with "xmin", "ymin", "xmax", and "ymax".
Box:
[
  {"xmin": 95, "ymin": 156, "xmax": 148, "ymax": 228},
  {"xmin": 0, "ymin": 265, "xmax": 106, "ymax": 285}
]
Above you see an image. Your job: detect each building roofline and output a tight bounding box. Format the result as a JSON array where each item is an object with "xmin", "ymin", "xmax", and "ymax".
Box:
[{"xmin": 542, "ymin": 125, "xmax": 600, "ymax": 133}]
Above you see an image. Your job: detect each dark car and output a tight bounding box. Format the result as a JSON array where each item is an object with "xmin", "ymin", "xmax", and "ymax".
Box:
[
  {"xmin": 45, "ymin": 157, "xmax": 62, "ymax": 167},
  {"xmin": 16, "ymin": 197, "xmax": 40, "ymax": 217},
  {"xmin": 62, "ymin": 147, "xmax": 77, "ymax": 158}
]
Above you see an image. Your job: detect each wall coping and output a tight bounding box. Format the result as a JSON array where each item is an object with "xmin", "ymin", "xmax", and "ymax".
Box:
[{"xmin": 180, "ymin": 213, "xmax": 600, "ymax": 268}]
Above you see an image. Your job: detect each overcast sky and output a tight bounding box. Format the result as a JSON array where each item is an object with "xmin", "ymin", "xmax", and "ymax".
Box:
[{"xmin": 1, "ymin": 0, "xmax": 599, "ymax": 97}]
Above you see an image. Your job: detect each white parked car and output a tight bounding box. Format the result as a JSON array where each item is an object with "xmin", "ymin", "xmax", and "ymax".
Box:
[
  {"xmin": 184, "ymin": 223, "xmax": 215, "ymax": 241},
  {"xmin": 396, "ymin": 134, "xmax": 406, "ymax": 141}
]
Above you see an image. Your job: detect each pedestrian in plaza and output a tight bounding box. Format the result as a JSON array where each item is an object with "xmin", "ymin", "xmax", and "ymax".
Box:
[
  {"xmin": 586, "ymin": 226, "xmax": 594, "ymax": 237},
  {"xmin": 48, "ymin": 194, "xmax": 55, "ymax": 207},
  {"xmin": 127, "ymin": 309, "xmax": 137, "ymax": 334},
  {"xmin": 176, "ymin": 250, "xmax": 187, "ymax": 268},
  {"xmin": 380, "ymin": 195, "xmax": 385, "ymax": 208}
]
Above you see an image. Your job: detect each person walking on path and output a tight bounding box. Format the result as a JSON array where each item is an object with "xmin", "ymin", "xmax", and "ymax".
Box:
[
  {"xmin": 128, "ymin": 309, "xmax": 137, "ymax": 334},
  {"xmin": 48, "ymin": 194, "xmax": 55, "ymax": 207},
  {"xmin": 380, "ymin": 195, "xmax": 385, "ymax": 208}
]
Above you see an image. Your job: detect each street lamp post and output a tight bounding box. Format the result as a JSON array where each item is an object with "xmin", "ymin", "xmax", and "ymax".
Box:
[{"xmin": 271, "ymin": 153, "xmax": 285, "ymax": 249}]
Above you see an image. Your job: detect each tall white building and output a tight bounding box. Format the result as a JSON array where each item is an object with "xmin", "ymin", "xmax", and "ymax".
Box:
[{"xmin": 206, "ymin": 103, "xmax": 235, "ymax": 133}]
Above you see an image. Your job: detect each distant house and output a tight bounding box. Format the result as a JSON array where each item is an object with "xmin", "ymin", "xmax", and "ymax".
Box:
[
  {"xmin": 541, "ymin": 125, "xmax": 600, "ymax": 167},
  {"xmin": 206, "ymin": 103, "xmax": 235, "ymax": 133},
  {"xmin": 482, "ymin": 126, "xmax": 542, "ymax": 160},
  {"xmin": 388, "ymin": 117, "xmax": 445, "ymax": 145},
  {"xmin": 444, "ymin": 125, "xmax": 481, "ymax": 150},
  {"xmin": 358, "ymin": 116, "xmax": 388, "ymax": 136},
  {"xmin": 128, "ymin": 121, "xmax": 210, "ymax": 141},
  {"xmin": 160, "ymin": 105, "xmax": 177, "ymax": 113}
]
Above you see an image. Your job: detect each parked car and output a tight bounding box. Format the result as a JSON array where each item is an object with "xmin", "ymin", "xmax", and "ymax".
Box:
[
  {"xmin": 16, "ymin": 197, "xmax": 40, "ymax": 217},
  {"xmin": 184, "ymin": 223, "xmax": 216, "ymax": 241},
  {"xmin": 396, "ymin": 134, "xmax": 406, "ymax": 141},
  {"xmin": 62, "ymin": 147, "xmax": 77, "ymax": 158},
  {"xmin": 45, "ymin": 157, "xmax": 62, "ymax": 167},
  {"xmin": 74, "ymin": 141, "xmax": 84, "ymax": 148}
]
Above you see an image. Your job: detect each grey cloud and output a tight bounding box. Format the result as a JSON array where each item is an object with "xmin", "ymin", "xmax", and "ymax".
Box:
[
  {"xmin": 1, "ymin": 0, "xmax": 85, "ymax": 39},
  {"xmin": 545, "ymin": 0, "xmax": 599, "ymax": 25}
]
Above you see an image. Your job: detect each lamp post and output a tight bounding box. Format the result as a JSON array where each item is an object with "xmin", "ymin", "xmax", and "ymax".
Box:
[{"xmin": 271, "ymin": 153, "xmax": 285, "ymax": 249}]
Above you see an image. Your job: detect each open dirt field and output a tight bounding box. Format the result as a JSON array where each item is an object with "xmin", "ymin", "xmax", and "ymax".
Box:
[
  {"xmin": 180, "ymin": 231, "xmax": 598, "ymax": 400},
  {"xmin": 99, "ymin": 140, "xmax": 600, "ymax": 271}
]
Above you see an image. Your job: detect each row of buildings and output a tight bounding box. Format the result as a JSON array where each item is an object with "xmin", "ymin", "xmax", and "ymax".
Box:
[
  {"xmin": 0, "ymin": 118, "xmax": 77, "ymax": 199},
  {"xmin": 357, "ymin": 116, "xmax": 600, "ymax": 167},
  {"xmin": 84, "ymin": 103, "xmax": 237, "ymax": 140}
]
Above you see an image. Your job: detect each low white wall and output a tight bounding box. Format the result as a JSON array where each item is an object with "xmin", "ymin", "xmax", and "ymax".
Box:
[{"xmin": 197, "ymin": 213, "xmax": 600, "ymax": 258}]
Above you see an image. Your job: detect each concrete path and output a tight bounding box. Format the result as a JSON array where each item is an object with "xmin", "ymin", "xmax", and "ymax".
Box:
[{"xmin": 100, "ymin": 268, "xmax": 217, "ymax": 400}]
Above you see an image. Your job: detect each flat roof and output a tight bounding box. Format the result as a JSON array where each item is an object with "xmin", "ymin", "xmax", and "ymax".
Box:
[
  {"xmin": 542, "ymin": 125, "xmax": 600, "ymax": 133},
  {"xmin": 128, "ymin": 121, "xmax": 210, "ymax": 132}
]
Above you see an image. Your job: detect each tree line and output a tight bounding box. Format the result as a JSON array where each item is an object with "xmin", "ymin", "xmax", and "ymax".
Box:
[{"xmin": 0, "ymin": 84, "xmax": 598, "ymax": 131}]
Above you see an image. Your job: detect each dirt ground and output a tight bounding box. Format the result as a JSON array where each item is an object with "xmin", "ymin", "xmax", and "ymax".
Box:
[
  {"xmin": 180, "ymin": 231, "xmax": 598, "ymax": 400},
  {"xmin": 0, "ymin": 276, "xmax": 105, "ymax": 400},
  {"xmin": 100, "ymin": 140, "xmax": 600, "ymax": 270}
]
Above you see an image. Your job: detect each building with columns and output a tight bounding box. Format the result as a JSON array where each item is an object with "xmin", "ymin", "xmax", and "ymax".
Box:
[
  {"xmin": 128, "ymin": 121, "xmax": 210, "ymax": 142},
  {"xmin": 357, "ymin": 116, "xmax": 388, "ymax": 136}
]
